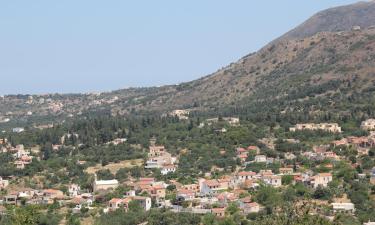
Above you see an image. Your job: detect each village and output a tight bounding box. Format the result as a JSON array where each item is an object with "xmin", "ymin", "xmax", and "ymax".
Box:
[{"xmin": 1, "ymin": 117, "xmax": 375, "ymax": 224}]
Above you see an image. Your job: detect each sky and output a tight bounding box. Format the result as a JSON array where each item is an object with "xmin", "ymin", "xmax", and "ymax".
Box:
[{"xmin": 0, "ymin": 0, "xmax": 359, "ymax": 95}]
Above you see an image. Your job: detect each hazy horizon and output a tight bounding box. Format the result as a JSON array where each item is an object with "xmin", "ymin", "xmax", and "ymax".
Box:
[{"xmin": 0, "ymin": 0, "xmax": 358, "ymax": 95}]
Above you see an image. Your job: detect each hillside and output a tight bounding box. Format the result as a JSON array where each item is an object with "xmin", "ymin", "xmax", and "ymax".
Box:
[
  {"xmin": 1, "ymin": 1, "xmax": 375, "ymax": 128},
  {"xmin": 278, "ymin": 1, "xmax": 375, "ymax": 41}
]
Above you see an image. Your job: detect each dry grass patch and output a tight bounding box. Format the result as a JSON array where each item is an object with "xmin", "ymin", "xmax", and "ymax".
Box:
[{"xmin": 85, "ymin": 159, "xmax": 143, "ymax": 174}]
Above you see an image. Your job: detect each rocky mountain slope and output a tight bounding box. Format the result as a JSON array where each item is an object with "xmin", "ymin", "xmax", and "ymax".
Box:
[
  {"xmin": 1, "ymin": 1, "xmax": 375, "ymax": 128},
  {"xmin": 277, "ymin": 1, "xmax": 375, "ymax": 41}
]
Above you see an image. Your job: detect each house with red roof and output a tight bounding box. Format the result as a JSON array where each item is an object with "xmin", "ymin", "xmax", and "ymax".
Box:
[{"xmin": 212, "ymin": 208, "xmax": 226, "ymax": 217}]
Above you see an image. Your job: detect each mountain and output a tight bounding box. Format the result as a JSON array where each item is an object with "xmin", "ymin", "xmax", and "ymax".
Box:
[
  {"xmin": 1, "ymin": 1, "xmax": 375, "ymax": 128},
  {"xmin": 277, "ymin": 1, "xmax": 375, "ymax": 41}
]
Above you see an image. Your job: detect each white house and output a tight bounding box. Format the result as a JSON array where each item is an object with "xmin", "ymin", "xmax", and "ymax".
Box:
[
  {"xmin": 290, "ymin": 123, "xmax": 341, "ymax": 133},
  {"xmin": 364, "ymin": 222, "xmax": 375, "ymax": 225},
  {"xmin": 0, "ymin": 177, "xmax": 9, "ymax": 189},
  {"xmin": 361, "ymin": 119, "xmax": 375, "ymax": 130},
  {"xmin": 254, "ymin": 155, "xmax": 267, "ymax": 163},
  {"xmin": 311, "ymin": 173, "xmax": 332, "ymax": 188},
  {"xmin": 12, "ymin": 127, "xmax": 25, "ymax": 133},
  {"xmin": 199, "ymin": 179, "xmax": 225, "ymax": 195},
  {"xmin": 68, "ymin": 184, "xmax": 81, "ymax": 197},
  {"xmin": 262, "ymin": 175, "xmax": 282, "ymax": 187},
  {"xmin": 161, "ymin": 164, "xmax": 176, "ymax": 175}
]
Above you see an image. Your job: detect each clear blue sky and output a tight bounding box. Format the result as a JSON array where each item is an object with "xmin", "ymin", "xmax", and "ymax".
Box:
[{"xmin": 0, "ymin": 0, "xmax": 359, "ymax": 95}]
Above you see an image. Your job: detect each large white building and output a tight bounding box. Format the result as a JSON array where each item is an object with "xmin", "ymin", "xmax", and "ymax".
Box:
[
  {"xmin": 331, "ymin": 202, "xmax": 355, "ymax": 213},
  {"xmin": 93, "ymin": 176, "xmax": 119, "ymax": 192},
  {"xmin": 290, "ymin": 123, "xmax": 341, "ymax": 133}
]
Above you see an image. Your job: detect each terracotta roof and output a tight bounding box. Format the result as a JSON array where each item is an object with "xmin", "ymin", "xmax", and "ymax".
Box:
[
  {"xmin": 240, "ymin": 196, "xmax": 252, "ymax": 203},
  {"xmin": 238, "ymin": 154, "xmax": 248, "ymax": 159},
  {"xmin": 238, "ymin": 171, "xmax": 256, "ymax": 176},
  {"xmin": 246, "ymin": 202, "xmax": 259, "ymax": 208},
  {"xmin": 318, "ymin": 173, "xmax": 332, "ymax": 177},
  {"xmin": 212, "ymin": 208, "xmax": 226, "ymax": 213},
  {"xmin": 236, "ymin": 148, "xmax": 246, "ymax": 152},
  {"xmin": 109, "ymin": 198, "xmax": 130, "ymax": 204},
  {"xmin": 204, "ymin": 180, "xmax": 220, "ymax": 187},
  {"xmin": 162, "ymin": 164, "xmax": 176, "ymax": 169}
]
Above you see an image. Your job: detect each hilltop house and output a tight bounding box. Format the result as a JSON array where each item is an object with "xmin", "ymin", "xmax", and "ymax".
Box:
[
  {"xmin": 205, "ymin": 117, "xmax": 240, "ymax": 126},
  {"xmin": 148, "ymin": 145, "xmax": 166, "ymax": 158},
  {"xmin": 145, "ymin": 140, "xmax": 177, "ymax": 169},
  {"xmin": 169, "ymin": 109, "xmax": 189, "ymax": 120},
  {"xmin": 145, "ymin": 152, "xmax": 175, "ymax": 169},
  {"xmin": 290, "ymin": 123, "xmax": 341, "ymax": 133},
  {"xmin": 223, "ymin": 117, "xmax": 240, "ymax": 126},
  {"xmin": 12, "ymin": 127, "xmax": 25, "ymax": 133}
]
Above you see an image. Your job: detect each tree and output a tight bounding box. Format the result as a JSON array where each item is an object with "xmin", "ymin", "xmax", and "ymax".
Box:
[
  {"xmin": 202, "ymin": 214, "xmax": 216, "ymax": 225},
  {"xmin": 313, "ymin": 186, "xmax": 332, "ymax": 200},
  {"xmin": 66, "ymin": 214, "xmax": 81, "ymax": 225},
  {"xmin": 130, "ymin": 167, "xmax": 142, "ymax": 178},
  {"xmin": 334, "ymin": 213, "xmax": 361, "ymax": 225},
  {"xmin": 166, "ymin": 184, "xmax": 176, "ymax": 191},
  {"xmin": 115, "ymin": 168, "xmax": 129, "ymax": 182},
  {"xmin": 226, "ymin": 203, "xmax": 240, "ymax": 216},
  {"xmin": 283, "ymin": 187, "xmax": 296, "ymax": 202},
  {"xmin": 96, "ymin": 169, "xmax": 114, "ymax": 180},
  {"xmin": 128, "ymin": 201, "xmax": 143, "ymax": 213},
  {"xmin": 255, "ymin": 185, "xmax": 282, "ymax": 213},
  {"xmin": 281, "ymin": 175, "xmax": 293, "ymax": 185},
  {"xmin": 1, "ymin": 206, "xmax": 40, "ymax": 225}
]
